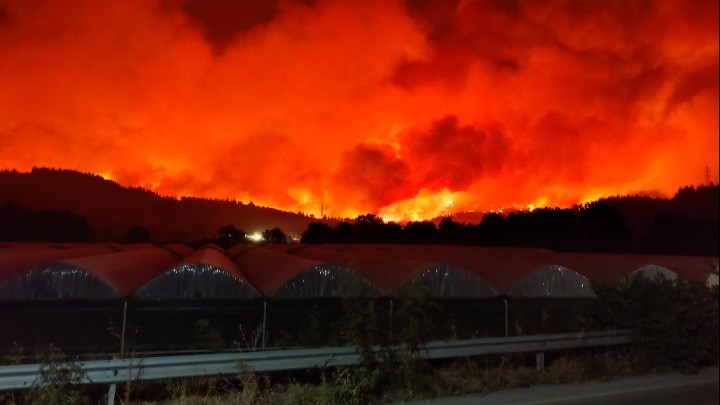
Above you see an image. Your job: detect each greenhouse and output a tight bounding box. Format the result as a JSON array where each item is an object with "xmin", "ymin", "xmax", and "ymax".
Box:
[
  {"xmin": 395, "ymin": 264, "xmax": 498, "ymax": 299},
  {"xmin": 134, "ymin": 246, "xmax": 260, "ymax": 300},
  {"xmin": 287, "ymin": 245, "xmax": 447, "ymax": 295},
  {"xmin": 286, "ymin": 246, "xmax": 505, "ymax": 339},
  {"xmin": 507, "ymin": 265, "xmax": 595, "ymax": 298},
  {"xmin": 270, "ymin": 263, "xmax": 381, "ymax": 299},
  {"xmin": 0, "ymin": 242, "xmax": 717, "ymax": 354},
  {"xmin": 630, "ymin": 264, "xmax": 678, "ymax": 280},
  {"xmin": 0, "ymin": 244, "xmax": 192, "ymax": 299},
  {"xmin": 0, "ymin": 244, "xmax": 116, "ymax": 292},
  {"xmin": 0, "ymin": 263, "xmax": 119, "ymax": 300},
  {"xmin": 0, "ymin": 245, "xmax": 188, "ymax": 353},
  {"xmin": 129, "ymin": 246, "xmax": 264, "ymax": 352},
  {"xmin": 233, "ymin": 247, "xmax": 382, "ymax": 347}
]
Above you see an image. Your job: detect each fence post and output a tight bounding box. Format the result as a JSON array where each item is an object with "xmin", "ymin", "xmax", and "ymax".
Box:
[
  {"xmin": 389, "ymin": 298, "xmax": 394, "ymax": 341},
  {"xmin": 120, "ymin": 300, "xmax": 128, "ymax": 357},
  {"xmin": 261, "ymin": 299, "xmax": 268, "ymax": 350},
  {"xmin": 504, "ymin": 298, "xmax": 509, "ymax": 337}
]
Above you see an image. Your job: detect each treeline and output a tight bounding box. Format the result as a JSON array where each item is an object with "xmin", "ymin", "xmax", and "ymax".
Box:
[
  {"xmin": 0, "ymin": 202, "xmax": 95, "ymax": 242},
  {"xmin": 302, "ymin": 185, "xmax": 719, "ymax": 256},
  {"xmin": 0, "ymin": 168, "xmax": 315, "ymax": 241}
]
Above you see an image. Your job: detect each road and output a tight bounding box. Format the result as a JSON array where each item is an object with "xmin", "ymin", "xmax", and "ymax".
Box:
[{"xmin": 402, "ymin": 367, "xmax": 719, "ymax": 405}]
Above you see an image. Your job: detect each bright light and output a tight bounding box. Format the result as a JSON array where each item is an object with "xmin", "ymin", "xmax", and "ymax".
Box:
[{"xmin": 247, "ymin": 232, "xmax": 264, "ymax": 243}]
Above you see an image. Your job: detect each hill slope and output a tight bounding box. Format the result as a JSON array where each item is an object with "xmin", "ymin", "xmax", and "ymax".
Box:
[{"xmin": 0, "ymin": 168, "xmax": 315, "ymax": 242}]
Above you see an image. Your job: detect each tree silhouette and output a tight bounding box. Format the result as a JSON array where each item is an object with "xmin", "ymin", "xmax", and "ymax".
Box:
[
  {"xmin": 403, "ymin": 221, "xmax": 437, "ymax": 243},
  {"xmin": 438, "ymin": 217, "xmax": 464, "ymax": 242},
  {"xmin": 294, "ymin": 184, "xmax": 718, "ymax": 255},
  {"xmin": 576, "ymin": 202, "xmax": 630, "ymax": 251},
  {"xmin": 301, "ymin": 222, "xmax": 333, "ymax": 243},
  {"xmin": 263, "ymin": 227, "xmax": 288, "ymax": 244},
  {"xmin": 215, "ymin": 225, "xmax": 245, "ymax": 248},
  {"xmin": 0, "ymin": 202, "xmax": 95, "ymax": 242}
]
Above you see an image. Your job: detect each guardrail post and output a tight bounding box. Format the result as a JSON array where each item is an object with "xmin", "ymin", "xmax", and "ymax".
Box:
[
  {"xmin": 535, "ymin": 352, "xmax": 545, "ymax": 371},
  {"xmin": 107, "ymin": 382, "xmax": 116, "ymax": 405}
]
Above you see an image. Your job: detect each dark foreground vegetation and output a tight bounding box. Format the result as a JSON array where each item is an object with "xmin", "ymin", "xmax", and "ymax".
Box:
[{"xmin": 2, "ymin": 276, "xmax": 716, "ymax": 404}]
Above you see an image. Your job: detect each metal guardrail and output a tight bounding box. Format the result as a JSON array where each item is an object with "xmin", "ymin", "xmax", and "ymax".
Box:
[{"xmin": 0, "ymin": 329, "xmax": 631, "ymax": 391}]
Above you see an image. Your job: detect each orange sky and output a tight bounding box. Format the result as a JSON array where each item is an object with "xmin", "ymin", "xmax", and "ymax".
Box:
[{"xmin": 0, "ymin": 0, "xmax": 717, "ymax": 220}]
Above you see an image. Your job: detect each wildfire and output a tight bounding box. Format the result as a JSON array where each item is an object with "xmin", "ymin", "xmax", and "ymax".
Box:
[{"xmin": 0, "ymin": 0, "xmax": 716, "ymax": 221}]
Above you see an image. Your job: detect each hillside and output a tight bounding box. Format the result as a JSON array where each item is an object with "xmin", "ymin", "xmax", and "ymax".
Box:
[{"xmin": 0, "ymin": 168, "xmax": 315, "ymax": 242}]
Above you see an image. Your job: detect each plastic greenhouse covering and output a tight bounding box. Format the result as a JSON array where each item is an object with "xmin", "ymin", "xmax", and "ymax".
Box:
[
  {"xmin": 397, "ymin": 264, "xmax": 498, "ymax": 298},
  {"xmin": 286, "ymin": 246, "xmax": 450, "ymax": 295},
  {"xmin": 234, "ymin": 248, "xmax": 326, "ymax": 295},
  {"xmin": 630, "ymin": 264, "xmax": 678, "ymax": 281},
  {"xmin": 1, "ymin": 243, "xmax": 717, "ymax": 299},
  {"xmin": 133, "ymin": 263, "xmax": 261, "ymax": 300},
  {"xmin": 0, "ymin": 245, "xmax": 116, "ymax": 284},
  {"xmin": 0, "ymin": 263, "xmax": 119, "ymax": 299},
  {"xmin": 162, "ymin": 243, "xmax": 195, "ymax": 258},
  {"xmin": 226, "ymin": 243, "xmax": 257, "ymax": 259},
  {"xmin": 508, "ymin": 265, "xmax": 596, "ymax": 298},
  {"xmin": 321, "ymin": 244, "xmax": 551, "ymax": 293},
  {"xmin": 57, "ymin": 247, "xmax": 182, "ymax": 297},
  {"xmin": 271, "ymin": 264, "xmax": 382, "ymax": 299},
  {"xmin": 133, "ymin": 247, "xmax": 259, "ymax": 300}
]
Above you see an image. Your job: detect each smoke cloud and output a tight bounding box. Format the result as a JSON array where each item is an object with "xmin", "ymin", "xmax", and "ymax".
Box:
[{"xmin": 0, "ymin": 0, "xmax": 717, "ymax": 219}]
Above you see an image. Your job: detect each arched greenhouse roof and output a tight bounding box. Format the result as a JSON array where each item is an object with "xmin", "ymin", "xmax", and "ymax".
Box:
[
  {"xmin": 554, "ymin": 252, "xmax": 644, "ymax": 283},
  {"xmin": 327, "ymin": 244, "xmax": 719, "ymax": 291},
  {"xmin": 0, "ymin": 263, "xmax": 120, "ymax": 300},
  {"xmin": 507, "ymin": 265, "xmax": 596, "ymax": 298},
  {"xmin": 0, "ymin": 244, "xmax": 116, "ymax": 284},
  {"xmin": 264, "ymin": 244, "xmax": 304, "ymax": 254},
  {"xmin": 133, "ymin": 247, "xmax": 260, "ymax": 300},
  {"xmin": 556, "ymin": 252, "xmax": 718, "ymax": 283},
  {"xmin": 52, "ymin": 247, "xmax": 182, "ymax": 297},
  {"xmin": 396, "ymin": 264, "xmax": 498, "ymax": 298},
  {"xmin": 161, "ymin": 243, "xmax": 195, "ymax": 259},
  {"xmin": 201, "ymin": 243, "xmax": 225, "ymax": 252},
  {"xmin": 270, "ymin": 263, "xmax": 382, "ymax": 299},
  {"xmin": 227, "ymin": 243, "xmax": 258, "ymax": 259},
  {"xmin": 630, "ymin": 264, "xmax": 678, "ymax": 281},
  {"xmin": 314, "ymin": 244, "xmax": 546, "ymax": 294},
  {"xmin": 0, "ymin": 242, "xmax": 65, "ymax": 250},
  {"xmin": 116, "ymin": 243, "xmax": 157, "ymax": 250},
  {"xmin": 287, "ymin": 246, "xmax": 472, "ymax": 296},
  {"xmin": 234, "ymin": 247, "xmax": 328, "ymax": 296}
]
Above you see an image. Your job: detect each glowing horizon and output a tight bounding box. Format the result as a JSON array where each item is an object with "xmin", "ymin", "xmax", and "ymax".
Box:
[{"xmin": 1, "ymin": 0, "xmax": 717, "ymax": 221}]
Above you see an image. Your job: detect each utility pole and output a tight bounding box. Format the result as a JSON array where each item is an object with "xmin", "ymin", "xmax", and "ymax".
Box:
[{"xmin": 321, "ymin": 189, "xmax": 327, "ymax": 219}]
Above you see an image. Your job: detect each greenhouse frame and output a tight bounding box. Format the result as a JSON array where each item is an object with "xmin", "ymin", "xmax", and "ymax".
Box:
[{"xmin": 1, "ymin": 242, "xmax": 717, "ymax": 354}]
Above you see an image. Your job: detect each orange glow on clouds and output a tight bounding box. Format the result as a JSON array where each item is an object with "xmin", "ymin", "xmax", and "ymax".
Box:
[{"xmin": 0, "ymin": 0, "xmax": 717, "ymax": 220}]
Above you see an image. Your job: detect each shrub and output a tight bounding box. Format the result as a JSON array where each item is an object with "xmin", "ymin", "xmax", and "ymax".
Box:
[
  {"xmin": 27, "ymin": 346, "xmax": 89, "ymax": 405},
  {"xmin": 195, "ymin": 319, "xmax": 226, "ymax": 352},
  {"xmin": 591, "ymin": 275, "xmax": 719, "ymax": 373}
]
